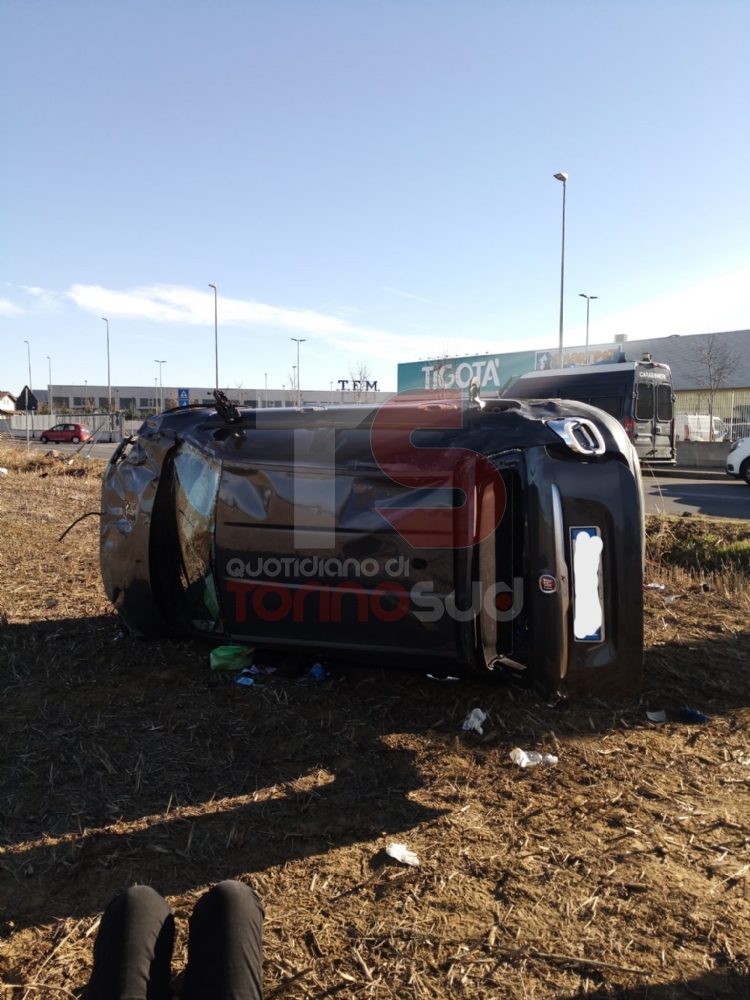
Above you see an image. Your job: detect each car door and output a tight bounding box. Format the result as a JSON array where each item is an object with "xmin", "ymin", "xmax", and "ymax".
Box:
[
  {"xmin": 48, "ymin": 424, "xmax": 63, "ymax": 441},
  {"xmin": 632, "ymin": 380, "xmax": 655, "ymax": 458},
  {"xmin": 653, "ymin": 382, "xmax": 675, "ymax": 459}
]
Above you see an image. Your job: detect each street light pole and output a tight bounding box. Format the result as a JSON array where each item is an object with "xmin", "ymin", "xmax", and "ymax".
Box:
[
  {"xmin": 47, "ymin": 356, "xmax": 52, "ymax": 414},
  {"xmin": 208, "ymin": 284, "xmax": 218, "ymax": 390},
  {"xmin": 291, "ymin": 338, "xmax": 306, "ymax": 405},
  {"xmin": 154, "ymin": 360, "xmax": 166, "ymax": 412},
  {"xmin": 102, "ymin": 318, "xmax": 111, "ymax": 411},
  {"xmin": 23, "ymin": 340, "xmax": 32, "ymax": 449},
  {"xmin": 23, "ymin": 339, "xmax": 32, "ymax": 394},
  {"xmin": 264, "ymin": 372, "xmax": 267, "ymax": 409},
  {"xmin": 554, "ymin": 173, "xmax": 568, "ymax": 369},
  {"xmin": 578, "ymin": 293, "xmax": 598, "ymax": 365}
]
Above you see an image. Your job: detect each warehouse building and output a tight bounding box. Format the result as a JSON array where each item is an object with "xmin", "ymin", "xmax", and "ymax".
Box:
[{"xmin": 398, "ymin": 328, "xmax": 750, "ymax": 437}]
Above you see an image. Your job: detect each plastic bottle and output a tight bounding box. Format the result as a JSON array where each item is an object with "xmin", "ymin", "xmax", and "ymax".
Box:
[{"xmin": 509, "ymin": 747, "xmax": 558, "ymax": 768}]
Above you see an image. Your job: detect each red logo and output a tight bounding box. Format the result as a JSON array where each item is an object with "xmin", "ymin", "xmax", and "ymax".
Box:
[
  {"xmin": 370, "ymin": 389, "xmax": 507, "ymax": 549},
  {"xmin": 539, "ymin": 574, "xmax": 558, "ymax": 594}
]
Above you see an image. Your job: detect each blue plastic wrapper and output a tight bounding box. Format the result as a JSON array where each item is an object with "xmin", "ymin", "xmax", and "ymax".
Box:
[{"xmin": 680, "ymin": 706, "xmax": 709, "ymax": 724}]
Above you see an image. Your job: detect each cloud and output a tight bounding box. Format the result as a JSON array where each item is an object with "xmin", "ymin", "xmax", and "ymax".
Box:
[
  {"xmin": 563, "ymin": 267, "xmax": 750, "ymax": 348},
  {"xmin": 20, "ymin": 285, "xmax": 61, "ymax": 312},
  {"xmin": 383, "ymin": 286, "xmax": 440, "ymax": 304},
  {"xmin": 65, "ymin": 282, "xmax": 423, "ymax": 362},
  {"xmin": 0, "ymin": 298, "xmax": 23, "ymax": 316}
]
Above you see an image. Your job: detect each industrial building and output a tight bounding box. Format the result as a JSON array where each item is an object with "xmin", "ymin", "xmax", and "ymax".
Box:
[{"xmin": 398, "ymin": 328, "xmax": 750, "ymax": 435}]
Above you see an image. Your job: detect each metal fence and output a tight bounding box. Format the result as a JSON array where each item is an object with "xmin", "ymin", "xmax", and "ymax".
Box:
[
  {"xmin": 0, "ymin": 412, "xmax": 125, "ymax": 443},
  {"xmin": 674, "ymin": 389, "xmax": 750, "ymax": 440}
]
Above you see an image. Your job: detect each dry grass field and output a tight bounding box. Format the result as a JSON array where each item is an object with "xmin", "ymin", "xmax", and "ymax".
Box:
[{"xmin": 1, "ymin": 440, "xmax": 750, "ymax": 999}]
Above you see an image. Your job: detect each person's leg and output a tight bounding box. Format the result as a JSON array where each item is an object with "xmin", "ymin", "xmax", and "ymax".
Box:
[
  {"xmin": 181, "ymin": 880, "xmax": 264, "ymax": 1000},
  {"xmin": 88, "ymin": 885, "xmax": 174, "ymax": 1000}
]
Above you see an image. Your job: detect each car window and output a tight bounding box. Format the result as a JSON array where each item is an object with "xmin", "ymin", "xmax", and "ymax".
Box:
[
  {"xmin": 656, "ymin": 384, "xmax": 673, "ymax": 421},
  {"xmin": 635, "ymin": 383, "xmax": 654, "ymax": 421},
  {"xmin": 593, "ymin": 395, "xmax": 623, "ymax": 418},
  {"xmin": 51, "ymin": 425, "xmax": 62, "ymax": 431},
  {"xmin": 172, "ymin": 443, "xmax": 222, "ymax": 629}
]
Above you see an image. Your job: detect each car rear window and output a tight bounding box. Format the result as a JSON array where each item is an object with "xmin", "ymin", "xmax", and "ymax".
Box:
[
  {"xmin": 656, "ymin": 384, "xmax": 673, "ymax": 421},
  {"xmin": 635, "ymin": 382, "xmax": 654, "ymax": 421}
]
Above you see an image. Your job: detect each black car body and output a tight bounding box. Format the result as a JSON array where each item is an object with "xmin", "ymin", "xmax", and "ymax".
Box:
[
  {"xmin": 504, "ymin": 360, "xmax": 676, "ymax": 465},
  {"xmin": 100, "ymin": 393, "xmax": 644, "ymax": 699}
]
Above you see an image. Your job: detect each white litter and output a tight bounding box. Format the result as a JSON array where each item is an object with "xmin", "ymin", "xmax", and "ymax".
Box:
[
  {"xmin": 427, "ymin": 674, "xmax": 460, "ymax": 682},
  {"xmin": 509, "ymin": 747, "xmax": 558, "ymax": 768},
  {"xmin": 462, "ymin": 708, "xmax": 487, "ymax": 734},
  {"xmin": 385, "ymin": 843, "xmax": 420, "ymax": 867},
  {"xmin": 0, "ymin": 468, "xmax": 8, "ymax": 475},
  {"xmin": 647, "ymin": 709, "xmax": 667, "ymax": 723}
]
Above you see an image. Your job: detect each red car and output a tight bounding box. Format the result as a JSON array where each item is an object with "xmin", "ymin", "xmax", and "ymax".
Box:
[{"xmin": 40, "ymin": 422, "xmax": 92, "ymax": 444}]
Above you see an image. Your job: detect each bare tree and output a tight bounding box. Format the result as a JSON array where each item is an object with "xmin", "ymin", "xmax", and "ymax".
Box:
[
  {"xmin": 687, "ymin": 334, "xmax": 741, "ymax": 440},
  {"xmin": 346, "ymin": 361, "xmax": 378, "ymax": 404}
]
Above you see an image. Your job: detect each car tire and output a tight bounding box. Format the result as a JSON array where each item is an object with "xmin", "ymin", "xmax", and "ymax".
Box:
[
  {"xmin": 40, "ymin": 435, "xmax": 48, "ymax": 444},
  {"xmin": 72, "ymin": 436, "xmax": 80, "ymax": 444},
  {"xmin": 741, "ymin": 459, "xmax": 750, "ymax": 486}
]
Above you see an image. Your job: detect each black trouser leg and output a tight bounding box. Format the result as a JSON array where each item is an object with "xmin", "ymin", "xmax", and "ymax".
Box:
[
  {"xmin": 88, "ymin": 885, "xmax": 174, "ymax": 1000},
  {"xmin": 181, "ymin": 880, "xmax": 264, "ymax": 1000}
]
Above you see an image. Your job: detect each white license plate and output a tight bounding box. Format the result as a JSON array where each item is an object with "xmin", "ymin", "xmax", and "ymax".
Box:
[{"xmin": 571, "ymin": 527, "xmax": 604, "ymax": 642}]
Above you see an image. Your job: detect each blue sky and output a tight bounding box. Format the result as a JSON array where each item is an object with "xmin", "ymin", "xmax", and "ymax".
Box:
[{"xmin": 1, "ymin": 1, "xmax": 749, "ymax": 394}]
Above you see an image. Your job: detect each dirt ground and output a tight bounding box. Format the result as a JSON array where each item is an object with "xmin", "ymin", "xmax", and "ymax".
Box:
[{"xmin": 1, "ymin": 443, "xmax": 750, "ymax": 999}]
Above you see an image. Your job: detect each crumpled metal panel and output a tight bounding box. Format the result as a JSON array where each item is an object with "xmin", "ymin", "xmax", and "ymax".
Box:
[{"xmin": 100, "ymin": 425, "xmax": 176, "ymax": 636}]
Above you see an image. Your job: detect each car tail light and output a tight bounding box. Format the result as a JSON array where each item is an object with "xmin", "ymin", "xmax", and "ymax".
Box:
[{"xmin": 623, "ymin": 416, "xmax": 633, "ymax": 438}]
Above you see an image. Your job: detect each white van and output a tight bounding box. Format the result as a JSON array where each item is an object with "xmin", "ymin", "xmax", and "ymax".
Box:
[{"xmin": 674, "ymin": 414, "xmax": 728, "ymax": 442}]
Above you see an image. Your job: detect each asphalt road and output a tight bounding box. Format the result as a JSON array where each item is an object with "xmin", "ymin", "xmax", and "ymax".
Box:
[
  {"xmin": 643, "ymin": 474, "xmax": 749, "ymax": 518},
  {"xmin": 23, "ymin": 439, "xmax": 120, "ymax": 461},
  {"xmin": 14, "ymin": 439, "xmax": 750, "ymax": 520}
]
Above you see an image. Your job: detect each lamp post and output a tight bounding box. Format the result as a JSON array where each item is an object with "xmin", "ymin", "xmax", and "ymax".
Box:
[
  {"xmin": 292, "ymin": 366, "xmax": 297, "ymax": 406},
  {"xmin": 23, "ymin": 340, "xmax": 32, "ymax": 449},
  {"xmin": 264, "ymin": 372, "xmax": 267, "ymax": 409},
  {"xmin": 578, "ymin": 293, "xmax": 598, "ymax": 365},
  {"xmin": 553, "ymin": 173, "xmax": 568, "ymax": 369},
  {"xmin": 101, "ymin": 318, "xmax": 111, "ymax": 411},
  {"xmin": 208, "ymin": 284, "xmax": 218, "ymax": 390},
  {"xmin": 84, "ymin": 380, "xmax": 88, "ymax": 412},
  {"xmin": 291, "ymin": 338, "xmax": 306, "ymax": 405},
  {"xmin": 154, "ymin": 360, "xmax": 166, "ymax": 412},
  {"xmin": 47, "ymin": 356, "xmax": 52, "ymax": 415}
]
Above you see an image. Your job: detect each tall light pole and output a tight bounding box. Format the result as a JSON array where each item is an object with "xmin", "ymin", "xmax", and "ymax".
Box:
[
  {"xmin": 154, "ymin": 360, "xmax": 166, "ymax": 412},
  {"xmin": 47, "ymin": 356, "xmax": 52, "ymax": 414},
  {"xmin": 264, "ymin": 372, "xmax": 267, "ymax": 409},
  {"xmin": 578, "ymin": 293, "xmax": 598, "ymax": 365},
  {"xmin": 554, "ymin": 173, "xmax": 568, "ymax": 369},
  {"xmin": 102, "ymin": 318, "xmax": 111, "ymax": 411},
  {"xmin": 23, "ymin": 339, "xmax": 32, "ymax": 394},
  {"xmin": 84, "ymin": 379, "xmax": 88, "ymax": 411},
  {"xmin": 291, "ymin": 338, "xmax": 306, "ymax": 405},
  {"xmin": 208, "ymin": 284, "xmax": 218, "ymax": 390},
  {"xmin": 23, "ymin": 340, "xmax": 32, "ymax": 449}
]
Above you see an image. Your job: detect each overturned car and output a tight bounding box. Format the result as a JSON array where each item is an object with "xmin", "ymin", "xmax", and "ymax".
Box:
[{"xmin": 101, "ymin": 390, "xmax": 644, "ymax": 698}]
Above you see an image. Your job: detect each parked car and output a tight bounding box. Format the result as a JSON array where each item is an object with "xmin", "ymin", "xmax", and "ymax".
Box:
[
  {"xmin": 674, "ymin": 414, "xmax": 729, "ymax": 442},
  {"xmin": 40, "ymin": 423, "xmax": 92, "ymax": 444},
  {"xmin": 726, "ymin": 438, "xmax": 750, "ymax": 485},
  {"xmin": 101, "ymin": 391, "xmax": 645, "ymax": 699}
]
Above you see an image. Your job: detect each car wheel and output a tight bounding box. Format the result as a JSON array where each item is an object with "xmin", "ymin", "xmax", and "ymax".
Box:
[
  {"xmin": 72, "ymin": 436, "xmax": 80, "ymax": 444},
  {"xmin": 741, "ymin": 459, "xmax": 750, "ymax": 486},
  {"xmin": 40, "ymin": 435, "xmax": 48, "ymax": 444}
]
